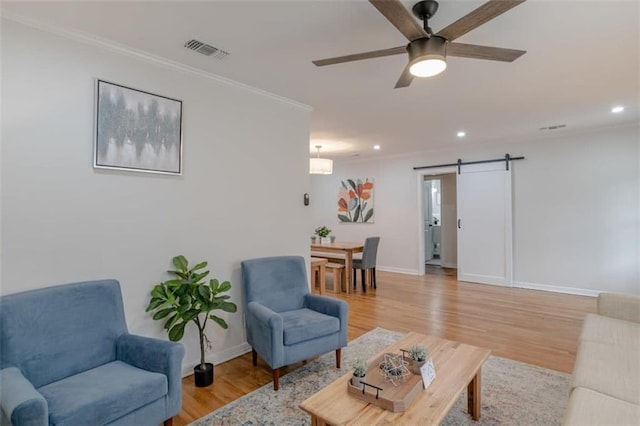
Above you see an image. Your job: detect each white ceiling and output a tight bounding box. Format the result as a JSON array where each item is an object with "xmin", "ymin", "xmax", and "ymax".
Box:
[{"xmin": 3, "ymin": 0, "xmax": 639, "ymax": 159}]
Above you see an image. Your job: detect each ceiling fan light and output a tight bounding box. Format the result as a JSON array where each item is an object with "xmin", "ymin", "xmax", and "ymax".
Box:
[
  {"xmin": 409, "ymin": 57, "xmax": 447, "ymax": 77},
  {"xmin": 407, "ymin": 36, "xmax": 447, "ymax": 78},
  {"xmin": 309, "ymin": 158, "xmax": 333, "ymax": 174}
]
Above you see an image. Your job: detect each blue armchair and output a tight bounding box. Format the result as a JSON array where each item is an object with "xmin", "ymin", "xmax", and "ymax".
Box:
[
  {"xmin": 241, "ymin": 256, "xmax": 348, "ymax": 390},
  {"xmin": 0, "ymin": 280, "xmax": 184, "ymax": 426}
]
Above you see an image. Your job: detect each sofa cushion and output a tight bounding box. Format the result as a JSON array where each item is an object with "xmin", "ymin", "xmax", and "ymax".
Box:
[
  {"xmin": 280, "ymin": 308, "xmax": 340, "ymax": 346},
  {"xmin": 580, "ymin": 313, "xmax": 640, "ymax": 348},
  {"xmin": 38, "ymin": 361, "xmax": 167, "ymax": 426},
  {"xmin": 564, "ymin": 387, "xmax": 640, "ymax": 425},
  {"xmin": 571, "ymin": 340, "xmax": 640, "ymax": 405}
]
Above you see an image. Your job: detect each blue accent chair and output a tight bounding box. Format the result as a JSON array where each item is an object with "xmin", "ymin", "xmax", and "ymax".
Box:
[
  {"xmin": 0, "ymin": 280, "xmax": 184, "ymax": 426},
  {"xmin": 241, "ymin": 256, "xmax": 348, "ymax": 390}
]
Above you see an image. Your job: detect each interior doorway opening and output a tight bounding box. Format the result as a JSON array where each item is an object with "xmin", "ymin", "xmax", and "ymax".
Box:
[
  {"xmin": 418, "ymin": 170, "xmax": 457, "ymax": 276},
  {"xmin": 424, "ymin": 178, "xmax": 442, "ymax": 266},
  {"xmin": 416, "ymin": 157, "xmax": 515, "ymax": 284}
]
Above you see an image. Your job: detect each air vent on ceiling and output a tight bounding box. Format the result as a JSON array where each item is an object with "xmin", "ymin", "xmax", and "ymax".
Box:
[
  {"xmin": 539, "ymin": 124, "xmax": 567, "ymax": 131},
  {"xmin": 184, "ymin": 39, "xmax": 230, "ymax": 60}
]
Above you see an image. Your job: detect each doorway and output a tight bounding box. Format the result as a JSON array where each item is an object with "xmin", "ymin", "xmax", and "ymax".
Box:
[
  {"xmin": 418, "ymin": 170, "xmax": 458, "ymax": 275},
  {"xmin": 417, "ymin": 163, "xmax": 514, "ymax": 287},
  {"xmin": 424, "ymin": 178, "xmax": 441, "ymax": 266}
]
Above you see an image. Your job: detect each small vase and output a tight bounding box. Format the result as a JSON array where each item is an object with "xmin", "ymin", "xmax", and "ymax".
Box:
[
  {"xmin": 330, "ymin": 236, "xmax": 336, "ymax": 243},
  {"xmin": 411, "ymin": 359, "xmax": 426, "ymax": 374},
  {"xmin": 351, "ymin": 374, "xmax": 366, "ymax": 387}
]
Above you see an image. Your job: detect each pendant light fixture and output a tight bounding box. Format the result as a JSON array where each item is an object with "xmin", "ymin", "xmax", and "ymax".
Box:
[{"xmin": 309, "ymin": 145, "xmax": 333, "ymax": 175}]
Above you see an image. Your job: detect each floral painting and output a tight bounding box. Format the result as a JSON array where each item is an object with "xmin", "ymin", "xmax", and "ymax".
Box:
[{"xmin": 338, "ymin": 178, "xmax": 374, "ymax": 223}]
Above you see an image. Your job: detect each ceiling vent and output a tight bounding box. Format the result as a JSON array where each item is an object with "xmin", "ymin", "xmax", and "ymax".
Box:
[
  {"xmin": 184, "ymin": 39, "xmax": 230, "ymax": 60},
  {"xmin": 539, "ymin": 124, "xmax": 567, "ymax": 131}
]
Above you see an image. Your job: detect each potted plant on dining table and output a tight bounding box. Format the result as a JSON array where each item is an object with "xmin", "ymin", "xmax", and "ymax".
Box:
[{"xmin": 314, "ymin": 226, "xmax": 332, "ymax": 244}]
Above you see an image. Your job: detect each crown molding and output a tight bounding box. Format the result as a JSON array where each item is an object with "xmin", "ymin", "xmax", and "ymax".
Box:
[{"xmin": 1, "ymin": 11, "xmax": 313, "ymax": 112}]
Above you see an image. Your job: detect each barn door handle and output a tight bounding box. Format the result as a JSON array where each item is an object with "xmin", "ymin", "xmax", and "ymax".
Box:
[{"xmin": 457, "ymin": 219, "xmax": 461, "ymax": 229}]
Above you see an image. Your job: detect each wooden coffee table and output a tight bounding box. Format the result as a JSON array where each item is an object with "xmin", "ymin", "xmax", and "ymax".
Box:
[{"xmin": 299, "ymin": 332, "xmax": 491, "ymax": 425}]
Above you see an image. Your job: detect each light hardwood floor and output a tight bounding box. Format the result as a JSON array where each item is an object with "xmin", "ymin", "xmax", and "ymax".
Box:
[{"xmin": 175, "ymin": 268, "xmax": 596, "ymax": 425}]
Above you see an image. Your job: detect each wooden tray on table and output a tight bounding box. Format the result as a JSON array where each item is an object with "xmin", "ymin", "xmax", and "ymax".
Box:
[{"xmin": 346, "ymin": 352, "xmax": 424, "ymax": 412}]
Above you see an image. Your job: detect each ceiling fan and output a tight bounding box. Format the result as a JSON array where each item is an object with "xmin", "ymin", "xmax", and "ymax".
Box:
[{"xmin": 312, "ymin": 0, "xmax": 527, "ymax": 88}]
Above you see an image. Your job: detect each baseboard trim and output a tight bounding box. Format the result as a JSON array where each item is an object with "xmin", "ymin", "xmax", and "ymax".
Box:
[
  {"xmin": 440, "ymin": 262, "xmax": 458, "ymax": 269},
  {"xmin": 513, "ymin": 281, "xmax": 600, "ymax": 297},
  {"xmin": 377, "ymin": 266, "xmax": 420, "ymax": 275},
  {"xmin": 181, "ymin": 342, "xmax": 252, "ymax": 377}
]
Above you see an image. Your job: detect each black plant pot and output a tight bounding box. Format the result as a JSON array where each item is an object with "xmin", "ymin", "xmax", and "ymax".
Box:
[{"xmin": 194, "ymin": 363, "xmax": 214, "ymax": 387}]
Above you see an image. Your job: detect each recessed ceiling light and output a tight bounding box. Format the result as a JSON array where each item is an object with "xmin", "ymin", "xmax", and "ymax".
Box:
[
  {"xmin": 456, "ymin": 131, "xmax": 466, "ymax": 138},
  {"xmin": 611, "ymin": 106, "xmax": 625, "ymax": 113},
  {"xmin": 373, "ymin": 145, "xmax": 381, "ymax": 150}
]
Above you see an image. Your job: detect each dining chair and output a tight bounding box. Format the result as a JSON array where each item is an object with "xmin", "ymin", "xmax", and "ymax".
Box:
[{"xmin": 352, "ymin": 236, "xmax": 380, "ymax": 292}]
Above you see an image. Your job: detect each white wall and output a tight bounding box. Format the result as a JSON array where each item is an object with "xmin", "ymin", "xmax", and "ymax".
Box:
[
  {"xmin": 1, "ymin": 19, "xmax": 312, "ymax": 373},
  {"xmin": 311, "ymin": 126, "xmax": 640, "ymax": 295}
]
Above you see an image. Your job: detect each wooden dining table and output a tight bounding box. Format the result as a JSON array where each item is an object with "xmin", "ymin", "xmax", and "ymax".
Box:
[{"xmin": 310, "ymin": 242, "xmax": 364, "ymax": 293}]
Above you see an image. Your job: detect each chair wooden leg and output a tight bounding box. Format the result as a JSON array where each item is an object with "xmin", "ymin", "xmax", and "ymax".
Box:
[
  {"xmin": 373, "ymin": 267, "xmax": 377, "ymax": 289},
  {"xmin": 164, "ymin": 418, "xmax": 173, "ymax": 426},
  {"xmin": 361, "ymin": 269, "xmax": 366, "ymax": 292},
  {"xmin": 252, "ymin": 348, "xmax": 257, "ymax": 366},
  {"xmin": 273, "ymin": 368, "xmax": 280, "ymax": 391},
  {"xmin": 336, "ymin": 348, "xmax": 341, "ymax": 368},
  {"xmin": 353, "ymin": 268, "xmax": 356, "ymax": 289}
]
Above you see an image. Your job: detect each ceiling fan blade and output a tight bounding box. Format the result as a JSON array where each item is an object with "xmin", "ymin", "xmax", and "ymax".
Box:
[
  {"xmin": 369, "ymin": 0, "xmax": 427, "ymax": 41},
  {"xmin": 394, "ymin": 65, "xmax": 414, "ymax": 89},
  {"xmin": 313, "ymin": 46, "xmax": 406, "ymax": 67},
  {"xmin": 437, "ymin": 0, "xmax": 526, "ymax": 42},
  {"xmin": 447, "ymin": 42, "xmax": 526, "ymax": 62}
]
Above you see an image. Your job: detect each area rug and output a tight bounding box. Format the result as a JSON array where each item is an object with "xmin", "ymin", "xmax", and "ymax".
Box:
[{"xmin": 190, "ymin": 328, "xmax": 570, "ymax": 425}]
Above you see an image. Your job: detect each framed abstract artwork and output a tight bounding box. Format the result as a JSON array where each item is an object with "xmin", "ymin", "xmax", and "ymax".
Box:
[
  {"xmin": 94, "ymin": 80, "xmax": 183, "ymax": 175},
  {"xmin": 337, "ymin": 178, "xmax": 374, "ymax": 223}
]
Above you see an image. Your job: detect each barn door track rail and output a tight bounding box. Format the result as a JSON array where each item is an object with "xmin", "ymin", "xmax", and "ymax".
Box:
[{"xmin": 413, "ymin": 154, "xmax": 525, "ymax": 174}]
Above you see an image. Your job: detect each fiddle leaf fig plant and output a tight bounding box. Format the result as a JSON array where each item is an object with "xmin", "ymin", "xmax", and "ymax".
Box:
[{"xmin": 146, "ymin": 255, "xmax": 237, "ymax": 368}]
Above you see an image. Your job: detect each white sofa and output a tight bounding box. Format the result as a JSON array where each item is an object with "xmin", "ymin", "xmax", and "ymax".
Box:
[{"xmin": 563, "ymin": 293, "xmax": 640, "ymax": 425}]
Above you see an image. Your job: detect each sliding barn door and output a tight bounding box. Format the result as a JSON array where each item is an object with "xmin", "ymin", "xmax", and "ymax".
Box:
[{"xmin": 457, "ymin": 163, "xmax": 513, "ymax": 286}]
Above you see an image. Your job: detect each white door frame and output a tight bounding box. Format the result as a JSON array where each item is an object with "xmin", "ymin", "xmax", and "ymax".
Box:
[
  {"xmin": 424, "ymin": 179, "xmax": 434, "ymax": 262},
  {"xmin": 416, "ymin": 167, "xmax": 456, "ymax": 275}
]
